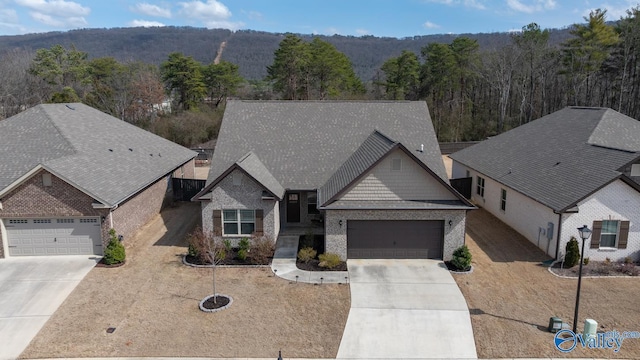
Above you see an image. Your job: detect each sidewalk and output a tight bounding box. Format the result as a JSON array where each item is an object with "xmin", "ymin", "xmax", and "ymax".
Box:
[{"xmin": 270, "ymin": 235, "xmax": 349, "ymax": 284}]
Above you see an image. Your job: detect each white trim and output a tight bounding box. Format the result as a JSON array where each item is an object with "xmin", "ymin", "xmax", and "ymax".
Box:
[{"xmin": 1, "ymin": 219, "xmax": 9, "ymax": 259}]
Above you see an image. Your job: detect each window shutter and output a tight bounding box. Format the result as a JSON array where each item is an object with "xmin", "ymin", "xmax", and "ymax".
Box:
[
  {"xmin": 618, "ymin": 221, "xmax": 630, "ymax": 249},
  {"xmin": 255, "ymin": 209, "xmax": 264, "ymax": 236},
  {"xmin": 213, "ymin": 210, "xmax": 222, "ymax": 235},
  {"xmin": 590, "ymin": 221, "xmax": 602, "ymax": 249}
]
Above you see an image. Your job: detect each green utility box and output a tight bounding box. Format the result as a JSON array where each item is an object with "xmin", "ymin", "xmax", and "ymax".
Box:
[{"xmin": 548, "ymin": 317, "xmax": 562, "ymax": 333}]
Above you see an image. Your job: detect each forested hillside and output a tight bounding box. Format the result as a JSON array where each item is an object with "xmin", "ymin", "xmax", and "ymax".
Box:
[
  {"xmin": 0, "ymin": 26, "xmax": 571, "ymax": 81},
  {"xmin": 1, "ymin": 8, "xmax": 638, "ymax": 147}
]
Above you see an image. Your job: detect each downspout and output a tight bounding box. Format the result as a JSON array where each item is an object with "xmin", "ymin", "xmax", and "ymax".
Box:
[{"xmin": 554, "ymin": 212, "xmax": 563, "ymax": 260}]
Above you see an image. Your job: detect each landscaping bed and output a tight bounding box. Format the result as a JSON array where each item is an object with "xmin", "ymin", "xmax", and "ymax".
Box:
[
  {"xmin": 550, "ymin": 260, "xmax": 639, "ymax": 277},
  {"xmin": 296, "ymin": 234, "xmax": 347, "ymax": 271}
]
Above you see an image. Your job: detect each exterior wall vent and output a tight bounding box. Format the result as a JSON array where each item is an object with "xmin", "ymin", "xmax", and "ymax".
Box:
[
  {"xmin": 631, "ymin": 164, "xmax": 640, "ymax": 177},
  {"xmin": 42, "ymin": 173, "xmax": 52, "ymax": 187}
]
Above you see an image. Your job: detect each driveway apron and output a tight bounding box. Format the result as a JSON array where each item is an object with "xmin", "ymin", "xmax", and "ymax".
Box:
[
  {"xmin": 337, "ymin": 259, "xmax": 477, "ymax": 359},
  {"xmin": 0, "ymin": 256, "xmax": 97, "ymax": 360}
]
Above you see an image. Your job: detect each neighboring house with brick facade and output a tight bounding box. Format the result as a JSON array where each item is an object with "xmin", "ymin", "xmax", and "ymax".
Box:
[
  {"xmin": 193, "ymin": 101, "xmax": 473, "ymax": 261},
  {"xmin": 450, "ymin": 107, "xmax": 640, "ymax": 262},
  {"xmin": 0, "ymin": 103, "xmax": 196, "ymax": 258}
]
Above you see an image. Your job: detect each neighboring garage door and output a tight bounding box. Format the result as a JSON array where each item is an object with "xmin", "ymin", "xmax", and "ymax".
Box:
[
  {"xmin": 347, "ymin": 220, "xmax": 444, "ymax": 259},
  {"xmin": 3, "ymin": 218, "xmax": 102, "ymax": 256}
]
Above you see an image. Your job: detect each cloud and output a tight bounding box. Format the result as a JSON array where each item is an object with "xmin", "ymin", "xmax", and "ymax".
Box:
[
  {"xmin": 425, "ymin": 0, "xmax": 486, "ymax": 10},
  {"xmin": 424, "ymin": 21, "xmax": 441, "ymax": 29},
  {"xmin": 0, "ymin": 8, "xmax": 18, "ymax": 23},
  {"xmin": 15, "ymin": 0, "xmax": 89, "ymax": 28},
  {"xmin": 506, "ymin": 0, "xmax": 557, "ymax": 14},
  {"xmin": 178, "ymin": 0, "xmax": 243, "ymax": 29},
  {"xmin": 132, "ymin": 3, "xmax": 171, "ymax": 18},
  {"xmin": 129, "ymin": 19, "xmax": 166, "ymax": 27},
  {"xmin": 243, "ymin": 10, "xmax": 262, "ymax": 21},
  {"xmin": 326, "ymin": 27, "xmax": 340, "ymax": 35},
  {"xmin": 356, "ymin": 28, "xmax": 370, "ymax": 35}
]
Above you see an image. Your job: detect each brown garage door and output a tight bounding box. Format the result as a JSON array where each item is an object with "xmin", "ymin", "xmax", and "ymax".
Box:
[{"xmin": 347, "ymin": 220, "xmax": 444, "ymax": 259}]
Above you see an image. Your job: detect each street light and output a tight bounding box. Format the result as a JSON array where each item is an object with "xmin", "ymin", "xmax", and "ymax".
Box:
[{"xmin": 573, "ymin": 225, "xmax": 592, "ymax": 333}]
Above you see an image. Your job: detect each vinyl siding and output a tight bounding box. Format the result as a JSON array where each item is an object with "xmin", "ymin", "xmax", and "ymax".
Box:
[{"xmin": 340, "ymin": 149, "xmax": 457, "ymax": 201}]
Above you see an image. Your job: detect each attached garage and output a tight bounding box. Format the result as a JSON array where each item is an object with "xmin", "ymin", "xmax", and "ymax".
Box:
[
  {"xmin": 347, "ymin": 220, "xmax": 444, "ymax": 259},
  {"xmin": 3, "ymin": 218, "xmax": 103, "ymax": 256}
]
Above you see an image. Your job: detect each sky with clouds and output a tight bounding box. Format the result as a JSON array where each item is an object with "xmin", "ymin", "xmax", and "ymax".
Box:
[{"xmin": 0, "ymin": 0, "xmax": 639, "ymax": 37}]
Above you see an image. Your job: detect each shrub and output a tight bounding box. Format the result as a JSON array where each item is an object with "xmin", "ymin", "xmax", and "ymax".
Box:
[
  {"xmin": 103, "ymin": 229, "xmax": 126, "ymax": 265},
  {"xmin": 298, "ymin": 247, "xmax": 317, "ymax": 263},
  {"xmin": 624, "ymin": 256, "xmax": 634, "ymax": 264},
  {"xmin": 237, "ymin": 248, "xmax": 248, "ymax": 261},
  {"xmin": 187, "ymin": 227, "xmax": 212, "ymax": 264},
  {"xmin": 564, "ymin": 237, "xmax": 580, "ymax": 268},
  {"xmin": 318, "ymin": 253, "xmax": 342, "ymax": 269},
  {"xmin": 604, "ymin": 257, "xmax": 611, "ymax": 265},
  {"xmin": 250, "ymin": 235, "xmax": 275, "ymax": 264},
  {"xmin": 223, "ymin": 238, "xmax": 232, "ymax": 252},
  {"xmin": 239, "ymin": 237, "xmax": 250, "ymax": 251},
  {"xmin": 621, "ymin": 263, "xmax": 640, "ymax": 276},
  {"xmin": 583, "ymin": 257, "xmax": 590, "ymax": 265},
  {"xmin": 451, "ymin": 244, "xmax": 472, "ymax": 271}
]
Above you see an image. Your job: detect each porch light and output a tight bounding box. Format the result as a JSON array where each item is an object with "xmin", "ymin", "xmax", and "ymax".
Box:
[{"xmin": 339, "ymin": 220, "xmax": 343, "ymax": 227}]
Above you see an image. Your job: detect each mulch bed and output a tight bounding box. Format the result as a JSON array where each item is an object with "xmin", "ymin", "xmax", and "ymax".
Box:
[
  {"xmin": 94, "ymin": 258, "xmax": 125, "ymax": 268},
  {"xmin": 185, "ymin": 254, "xmax": 269, "ymax": 266},
  {"xmin": 201, "ymin": 295, "xmax": 231, "ymax": 309},
  {"xmin": 444, "ymin": 261, "xmax": 471, "ymax": 272},
  {"xmin": 549, "ymin": 260, "xmax": 639, "ymax": 277},
  {"xmin": 296, "ymin": 259, "xmax": 347, "ymax": 272}
]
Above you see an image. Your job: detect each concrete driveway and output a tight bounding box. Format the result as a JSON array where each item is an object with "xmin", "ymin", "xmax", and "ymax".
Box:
[
  {"xmin": 0, "ymin": 256, "xmax": 97, "ymax": 360},
  {"xmin": 337, "ymin": 259, "xmax": 477, "ymax": 359}
]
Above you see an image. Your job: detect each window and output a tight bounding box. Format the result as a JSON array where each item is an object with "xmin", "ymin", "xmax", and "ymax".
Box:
[
  {"xmin": 600, "ymin": 220, "xmax": 619, "ymax": 248},
  {"xmin": 222, "ymin": 209, "xmax": 255, "ymax": 235},
  {"xmin": 79, "ymin": 218, "xmax": 98, "ymax": 223},
  {"xmin": 33, "ymin": 219, "xmax": 51, "ymax": 224},
  {"xmin": 476, "ymin": 176, "xmax": 485, "ymax": 197},
  {"xmin": 592, "ymin": 220, "xmax": 630, "ymax": 250},
  {"xmin": 307, "ymin": 192, "xmax": 319, "ymax": 214},
  {"xmin": 9, "ymin": 219, "xmax": 28, "ymax": 224},
  {"xmin": 500, "ymin": 189, "xmax": 507, "ymax": 211},
  {"xmin": 57, "ymin": 219, "xmax": 74, "ymax": 223}
]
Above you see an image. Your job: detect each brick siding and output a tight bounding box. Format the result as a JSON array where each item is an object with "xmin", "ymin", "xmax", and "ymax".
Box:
[
  {"xmin": 0, "ymin": 170, "xmax": 109, "ymax": 258},
  {"xmin": 110, "ymin": 175, "xmax": 170, "ymax": 243}
]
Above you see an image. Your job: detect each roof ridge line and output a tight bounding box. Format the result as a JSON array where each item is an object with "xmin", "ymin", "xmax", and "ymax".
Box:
[{"xmin": 40, "ymin": 104, "xmax": 79, "ymax": 157}]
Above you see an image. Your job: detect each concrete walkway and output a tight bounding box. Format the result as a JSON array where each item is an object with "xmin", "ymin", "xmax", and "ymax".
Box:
[
  {"xmin": 270, "ymin": 235, "xmax": 349, "ymax": 284},
  {"xmin": 337, "ymin": 259, "xmax": 477, "ymax": 359},
  {"xmin": 0, "ymin": 256, "xmax": 98, "ymax": 360}
]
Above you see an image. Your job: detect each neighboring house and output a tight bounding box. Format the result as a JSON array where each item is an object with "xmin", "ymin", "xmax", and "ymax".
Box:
[
  {"xmin": 193, "ymin": 101, "xmax": 473, "ymax": 261},
  {"xmin": 450, "ymin": 106, "xmax": 640, "ymax": 262},
  {"xmin": 0, "ymin": 103, "xmax": 197, "ymax": 258}
]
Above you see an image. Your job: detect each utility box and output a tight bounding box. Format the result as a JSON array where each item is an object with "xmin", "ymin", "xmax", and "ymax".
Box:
[
  {"xmin": 548, "ymin": 317, "xmax": 562, "ymax": 333},
  {"xmin": 584, "ymin": 319, "xmax": 598, "ymax": 338}
]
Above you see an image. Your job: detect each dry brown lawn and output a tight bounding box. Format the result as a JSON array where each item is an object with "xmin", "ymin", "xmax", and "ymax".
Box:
[
  {"xmin": 21, "ymin": 202, "xmax": 350, "ymax": 359},
  {"xmin": 457, "ymin": 209, "xmax": 640, "ymax": 359}
]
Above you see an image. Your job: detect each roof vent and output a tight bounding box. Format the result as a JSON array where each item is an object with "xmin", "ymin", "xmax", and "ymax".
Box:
[
  {"xmin": 108, "ymin": 149, "xmax": 113, "ymax": 152},
  {"xmin": 65, "ymin": 104, "xmax": 75, "ymax": 110},
  {"xmin": 419, "ymin": 144, "xmax": 424, "ymax": 152},
  {"xmin": 129, "ymin": 148, "xmax": 133, "ymax": 152}
]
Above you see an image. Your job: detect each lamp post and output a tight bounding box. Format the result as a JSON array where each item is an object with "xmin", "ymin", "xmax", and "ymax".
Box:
[{"xmin": 573, "ymin": 225, "xmax": 592, "ymax": 333}]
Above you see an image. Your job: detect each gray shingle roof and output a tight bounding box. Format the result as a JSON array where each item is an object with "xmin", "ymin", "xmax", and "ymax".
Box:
[
  {"xmin": 450, "ymin": 107, "xmax": 640, "ymax": 212},
  {"xmin": 235, "ymin": 152, "xmax": 285, "ymax": 199},
  {"xmin": 318, "ymin": 130, "xmax": 397, "ymax": 206},
  {"xmin": 206, "ymin": 101, "xmax": 447, "ymax": 192},
  {"xmin": 0, "ymin": 103, "xmax": 197, "ymax": 206}
]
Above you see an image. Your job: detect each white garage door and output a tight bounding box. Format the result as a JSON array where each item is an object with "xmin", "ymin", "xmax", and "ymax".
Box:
[{"xmin": 4, "ymin": 218, "xmax": 103, "ymax": 256}]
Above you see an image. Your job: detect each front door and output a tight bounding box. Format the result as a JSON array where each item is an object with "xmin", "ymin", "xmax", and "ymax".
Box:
[{"xmin": 286, "ymin": 192, "xmax": 300, "ymax": 223}]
